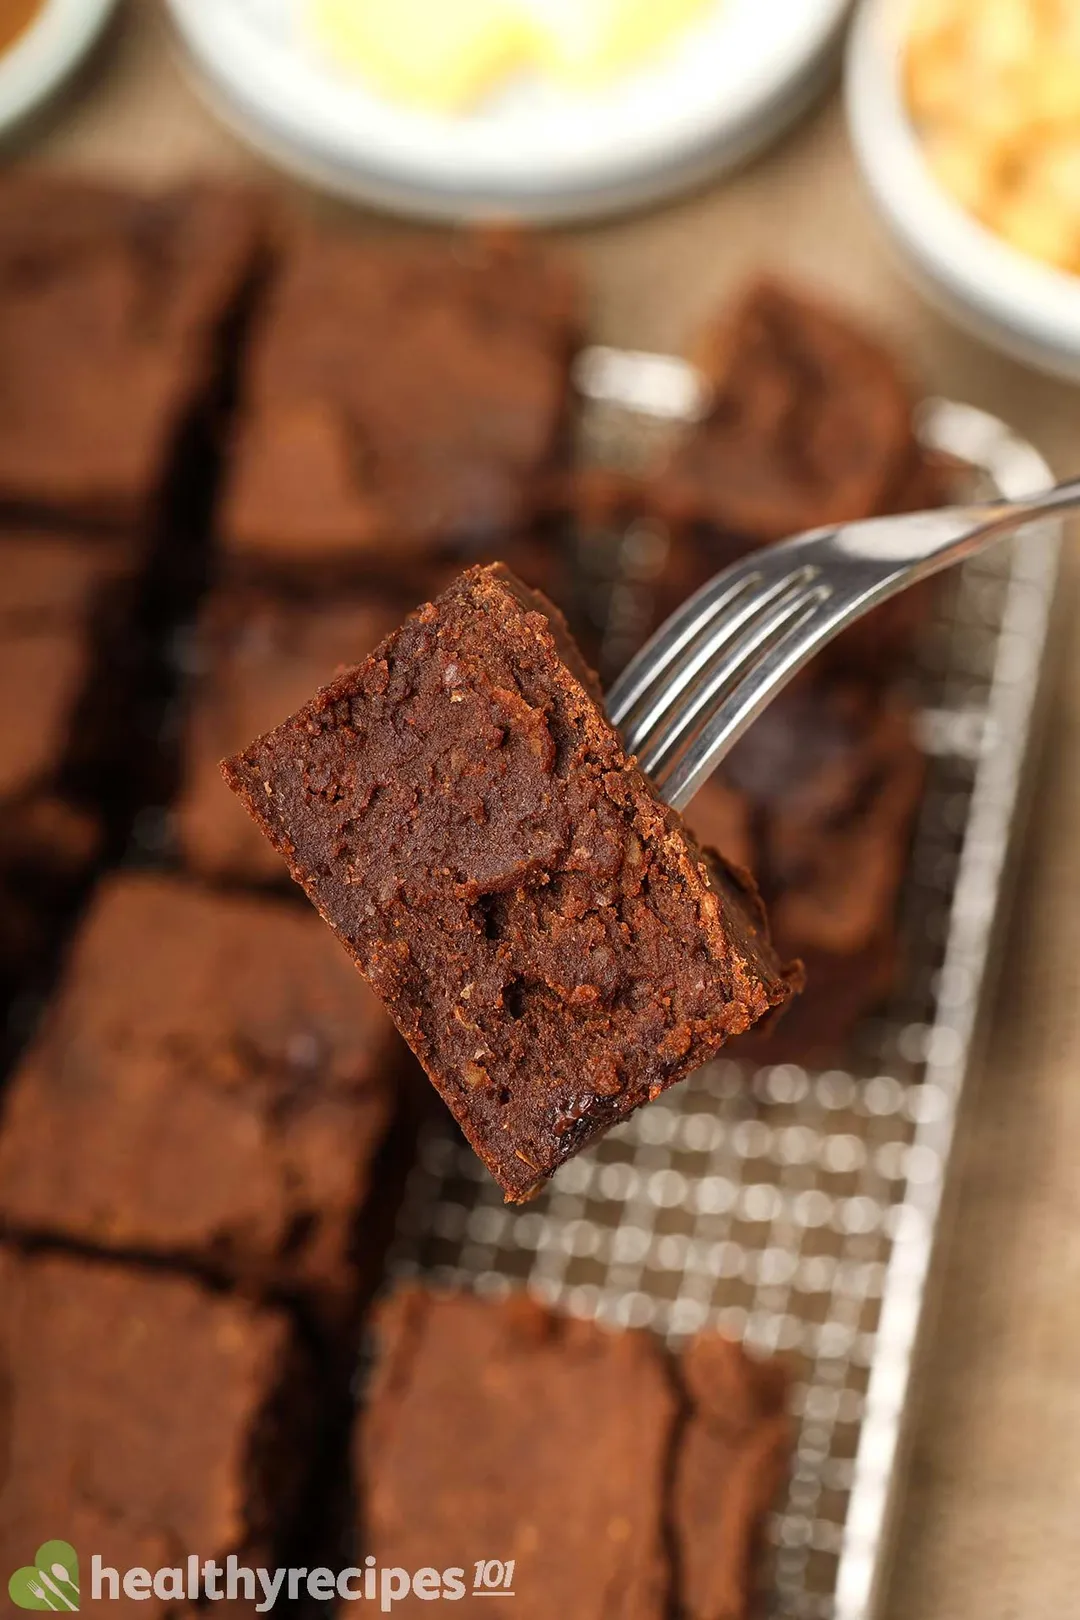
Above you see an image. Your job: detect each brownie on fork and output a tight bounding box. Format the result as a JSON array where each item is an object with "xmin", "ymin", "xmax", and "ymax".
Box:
[
  {"xmin": 224, "ymin": 564, "xmax": 797, "ymax": 1201},
  {"xmin": 177, "ymin": 586, "xmax": 407, "ymax": 888}
]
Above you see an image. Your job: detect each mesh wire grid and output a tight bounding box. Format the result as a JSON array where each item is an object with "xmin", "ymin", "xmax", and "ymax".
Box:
[{"xmin": 385, "ymin": 366, "xmax": 1062, "ymax": 1620}]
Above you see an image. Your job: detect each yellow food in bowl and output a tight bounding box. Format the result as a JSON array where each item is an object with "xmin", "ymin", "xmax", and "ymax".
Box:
[
  {"xmin": 906, "ymin": 0, "xmax": 1080, "ymax": 273},
  {"xmin": 310, "ymin": 0, "xmax": 529, "ymax": 112},
  {"xmin": 310, "ymin": 0, "xmax": 712, "ymax": 111},
  {"xmin": 519, "ymin": 0, "xmax": 712, "ymax": 87}
]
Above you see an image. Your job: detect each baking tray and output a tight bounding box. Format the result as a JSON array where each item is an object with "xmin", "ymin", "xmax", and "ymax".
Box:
[{"xmin": 384, "ymin": 355, "xmax": 1062, "ymax": 1620}]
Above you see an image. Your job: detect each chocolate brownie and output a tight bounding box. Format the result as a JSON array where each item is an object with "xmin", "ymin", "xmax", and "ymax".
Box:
[
  {"xmin": 0, "ymin": 874, "xmax": 407, "ymax": 1329},
  {"xmin": 0, "ymin": 531, "xmax": 134, "ymax": 988},
  {"xmin": 359, "ymin": 1287, "xmax": 674, "ymax": 1619},
  {"xmin": 567, "ymin": 285, "xmax": 951, "ymax": 681},
  {"xmin": 0, "ymin": 1247, "xmax": 314, "ymax": 1617},
  {"xmin": 222, "ymin": 233, "xmax": 579, "ymax": 584},
  {"xmin": 223, "ymin": 565, "xmax": 796, "ymax": 1201},
  {"xmin": 664, "ymin": 278, "xmax": 914, "ymax": 541},
  {"xmin": 0, "ymin": 532, "xmax": 132, "ymax": 792},
  {"xmin": 358, "ymin": 1287, "xmax": 791, "ymax": 1619},
  {"xmin": 178, "ymin": 588, "xmax": 407, "ymax": 886},
  {"xmin": 673, "ymin": 1332, "xmax": 792, "ymax": 1620},
  {"xmin": 0, "ymin": 176, "xmax": 262, "ymax": 529},
  {"xmin": 703, "ymin": 679, "xmax": 927, "ymax": 1063}
]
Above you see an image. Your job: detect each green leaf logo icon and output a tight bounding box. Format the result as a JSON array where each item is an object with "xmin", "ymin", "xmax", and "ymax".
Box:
[{"xmin": 9, "ymin": 1542, "xmax": 79, "ymax": 1611}]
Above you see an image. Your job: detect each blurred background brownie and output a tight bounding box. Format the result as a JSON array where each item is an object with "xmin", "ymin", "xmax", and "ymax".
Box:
[
  {"xmin": 0, "ymin": 1246, "xmax": 315, "ymax": 1612},
  {"xmin": 673, "ymin": 1331, "xmax": 793, "ymax": 1620},
  {"xmin": 0, "ymin": 874, "xmax": 414, "ymax": 1336},
  {"xmin": 360, "ymin": 1287, "xmax": 675, "ymax": 1619},
  {"xmin": 221, "ymin": 231, "xmax": 581, "ymax": 587},
  {"xmin": 0, "ymin": 177, "xmax": 264, "ymax": 533},
  {"xmin": 359, "ymin": 1286, "xmax": 791, "ymax": 1618},
  {"xmin": 657, "ymin": 280, "xmax": 954, "ymax": 675},
  {"xmin": 690, "ymin": 679, "xmax": 927, "ymax": 1064},
  {"xmin": 177, "ymin": 586, "xmax": 408, "ymax": 887},
  {"xmin": 568, "ymin": 281, "xmax": 954, "ymax": 684},
  {"xmin": 664, "ymin": 278, "xmax": 915, "ymax": 539},
  {"xmin": 0, "ymin": 532, "xmax": 137, "ymax": 995}
]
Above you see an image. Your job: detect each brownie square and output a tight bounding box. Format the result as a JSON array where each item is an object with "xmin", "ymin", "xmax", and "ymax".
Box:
[
  {"xmin": 223, "ymin": 565, "xmax": 796, "ymax": 1201},
  {"xmin": 0, "ymin": 530, "xmax": 133, "ymax": 794},
  {"xmin": 0, "ymin": 1247, "xmax": 314, "ymax": 1611},
  {"xmin": 569, "ymin": 284, "xmax": 950, "ymax": 684},
  {"xmin": 222, "ymin": 234, "xmax": 579, "ymax": 584},
  {"xmin": 664, "ymin": 278, "xmax": 915, "ymax": 542},
  {"xmin": 0, "ymin": 176, "xmax": 262, "ymax": 529},
  {"xmin": 359, "ymin": 1287, "xmax": 674, "ymax": 1618},
  {"xmin": 673, "ymin": 1332, "xmax": 792, "ymax": 1620},
  {"xmin": 358, "ymin": 1288, "xmax": 792, "ymax": 1619},
  {"xmin": 0, "ymin": 873, "xmax": 406, "ymax": 1328},
  {"xmin": 177, "ymin": 587, "xmax": 407, "ymax": 886},
  {"xmin": 0, "ymin": 531, "xmax": 135, "ymax": 986},
  {"xmin": 691, "ymin": 679, "xmax": 926, "ymax": 1064}
]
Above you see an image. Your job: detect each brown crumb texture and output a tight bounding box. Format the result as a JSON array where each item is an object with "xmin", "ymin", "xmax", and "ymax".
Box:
[
  {"xmin": 178, "ymin": 586, "xmax": 407, "ymax": 887},
  {"xmin": 0, "ymin": 873, "xmax": 407, "ymax": 1328},
  {"xmin": 359, "ymin": 1286, "xmax": 675, "ymax": 1619},
  {"xmin": 0, "ymin": 177, "xmax": 264, "ymax": 528},
  {"xmin": 673, "ymin": 1332, "xmax": 793, "ymax": 1620},
  {"xmin": 223, "ymin": 564, "xmax": 795, "ymax": 1201},
  {"xmin": 0, "ymin": 1247, "xmax": 315, "ymax": 1620},
  {"xmin": 222, "ymin": 233, "xmax": 580, "ymax": 582}
]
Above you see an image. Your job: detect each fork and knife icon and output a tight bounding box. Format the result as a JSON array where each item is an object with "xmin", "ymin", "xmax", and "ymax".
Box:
[{"xmin": 25, "ymin": 1566, "xmax": 79, "ymax": 1611}]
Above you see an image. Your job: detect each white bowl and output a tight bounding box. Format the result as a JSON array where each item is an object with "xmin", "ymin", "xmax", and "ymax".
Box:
[
  {"xmin": 167, "ymin": 0, "xmax": 850, "ymax": 224},
  {"xmin": 0, "ymin": 0, "xmax": 118, "ymax": 138},
  {"xmin": 845, "ymin": 0, "xmax": 1080, "ymax": 383}
]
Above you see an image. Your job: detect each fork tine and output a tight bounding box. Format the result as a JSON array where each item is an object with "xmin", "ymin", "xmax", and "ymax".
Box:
[
  {"xmin": 636, "ymin": 577, "xmax": 832, "ymax": 779},
  {"xmin": 606, "ymin": 561, "xmax": 767, "ymax": 727},
  {"xmin": 618, "ymin": 566, "xmax": 821, "ymax": 756},
  {"xmin": 657, "ymin": 594, "xmax": 838, "ymax": 811}
]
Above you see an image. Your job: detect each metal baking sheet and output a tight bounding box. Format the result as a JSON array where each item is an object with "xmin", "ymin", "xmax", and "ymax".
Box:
[{"xmin": 385, "ymin": 357, "xmax": 1062, "ymax": 1620}]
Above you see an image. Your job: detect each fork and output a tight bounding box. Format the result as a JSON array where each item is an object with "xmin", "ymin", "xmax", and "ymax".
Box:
[{"xmin": 607, "ymin": 478, "xmax": 1079, "ymax": 811}]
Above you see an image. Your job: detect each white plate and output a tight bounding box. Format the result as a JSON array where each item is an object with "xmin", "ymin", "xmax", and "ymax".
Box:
[
  {"xmin": 0, "ymin": 0, "xmax": 118, "ymax": 137},
  {"xmin": 846, "ymin": 0, "xmax": 1080, "ymax": 383},
  {"xmin": 166, "ymin": 0, "xmax": 850, "ymax": 223}
]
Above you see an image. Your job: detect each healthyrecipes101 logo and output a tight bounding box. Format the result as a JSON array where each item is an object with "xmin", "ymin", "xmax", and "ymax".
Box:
[
  {"xmin": 9, "ymin": 1542, "xmax": 81, "ymax": 1611},
  {"xmin": 8, "ymin": 1545, "xmax": 517, "ymax": 1611}
]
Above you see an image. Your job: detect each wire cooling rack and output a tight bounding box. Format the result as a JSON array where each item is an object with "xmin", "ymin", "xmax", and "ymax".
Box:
[{"xmin": 386, "ymin": 363, "xmax": 1062, "ymax": 1620}]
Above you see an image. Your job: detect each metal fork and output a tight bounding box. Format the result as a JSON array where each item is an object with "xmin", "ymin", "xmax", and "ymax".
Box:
[{"xmin": 607, "ymin": 478, "xmax": 1080, "ymax": 811}]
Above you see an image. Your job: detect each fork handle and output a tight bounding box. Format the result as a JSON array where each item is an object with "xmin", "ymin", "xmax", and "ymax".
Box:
[
  {"xmin": 834, "ymin": 474, "xmax": 1080, "ymax": 576},
  {"xmin": 634, "ymin": 476, "xmax": 1074, "ymax": 812}
]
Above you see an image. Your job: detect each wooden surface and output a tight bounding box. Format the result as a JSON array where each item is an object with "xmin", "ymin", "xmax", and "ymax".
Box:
[{"xmin": 19, "ymin": 5, "xmax": 1080, "ymax": 1614}]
